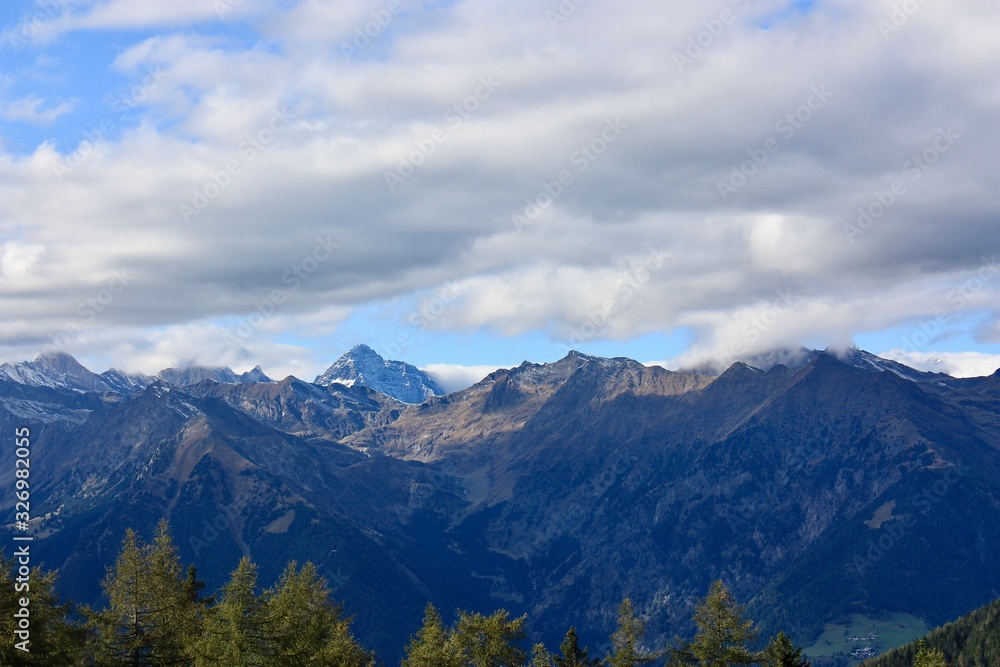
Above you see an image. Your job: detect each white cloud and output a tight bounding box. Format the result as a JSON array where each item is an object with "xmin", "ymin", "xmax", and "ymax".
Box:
[
  {"xmin": 1, "ymin": 242, "xmax": 45, "ymax": 279},
  {"xmin": 421, "ymin": 363, "xmax": 501, "ymax": 394},
  {"xmin": 879, "ymin": 350, "xmax": 1000, "ymax": 378},
  {"xmin": 0, "ymin": 96, "xmax": 75, "ymax": 125},
  {"xmin": 0, "ymin": 0, "xmax": 999, "ymax": 372}
]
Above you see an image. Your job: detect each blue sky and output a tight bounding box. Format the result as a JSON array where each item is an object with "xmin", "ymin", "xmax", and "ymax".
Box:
[{"xmin": 1, "ymin": 0, "xmax": 999, "ymax": 389}]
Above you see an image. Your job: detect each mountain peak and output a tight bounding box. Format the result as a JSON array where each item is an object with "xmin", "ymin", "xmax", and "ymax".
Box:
[
  {"xmin": 35, "ymin": 350, "xmax": 86, "ymax": 370},
  {"xmin": 239, "ymin": 365, "xmax": 274, "ymax": 383},
  {"xmin": 826, "ymin": 346, "xmax": 951, "ymax": 383},
  {"xmin": 0, "ymin": 351, "xmax": 111, "ymax": 392},
  {"xmin": 314, "ymin": 344, "xmax": 444, "ymax": 403},
  {"xmin": 157, "ymin": 364, "xmax": 240, "ymax": 386},
  {"xmin": 154, "ymin": 364, "xmax": 272, "ymax": 386}
]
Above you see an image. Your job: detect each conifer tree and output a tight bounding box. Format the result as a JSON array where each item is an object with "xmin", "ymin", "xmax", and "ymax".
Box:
[
  {"xmin": 607, "ymin": 599, "xmax": 655, "ymax": 667},
  {"xmin": 261, "ymin": 560, "xmax": 373, "ymax": 666},
  {"xmin": 453, "ymin": 609, "xmax": 528, "ymax": 667},
  {"xmin": 183, "ymin": 565, "xmax": 209, "ymax": 607},
  {"xmin": 668, "ymin": 581, "xmax": 758, "ymax": 667},
  {"xmin": 87, "ymin": 522, "xmax": 198, "ymax": 665},
  {"xmin": 531, "ymin": 643, "xmax": 554, "ymax": 667},
  {"xmin": 402, "ymin": 603, "xmax": 462, "ymax": 667},
  {"xmin": 914, "ymin": 640, "xmax": 948, "ymax": 667},
  {"xmin": 762, "ymin": 631, "xmax": 810, "ymax": 667},
  {"xmin": 554, "ymin": 627, "xmax": 601, "ymax": 667},
  {"xmin": 0, "ymin": 552, "xmax": 87, "ymax": 665},
  {"xmin": 193, "ymin": 557, "xmax": 267, "ymax": 666}
]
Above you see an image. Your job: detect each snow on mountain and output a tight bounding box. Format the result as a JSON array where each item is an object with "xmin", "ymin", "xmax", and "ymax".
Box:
[
  {"xmin": 833, "ymin": 346, "xmax": 955, "ymax": 384},
  {"xmin": 0, "ymin": 353, "xmax": 274, "ymax": 394},
  {"xmin": 99, "ymin": 368, "xmax": 157, "ymax": 395},
  {"xmin": 314, "ymin": 344, "xmax": 444, "ymax": 403},
  {"xmin": 0, "ymin": 352, "xmax": 113, "ymax": 393}
]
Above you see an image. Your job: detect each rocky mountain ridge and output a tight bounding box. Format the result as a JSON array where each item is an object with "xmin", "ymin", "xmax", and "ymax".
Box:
[{"xmin": 1, "ymin": 347, "xmax": 998, "ymax": 662}]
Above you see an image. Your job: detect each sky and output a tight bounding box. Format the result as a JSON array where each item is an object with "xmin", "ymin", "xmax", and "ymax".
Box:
[{"xmin": 1, "ymin": 0, "xmax": 999, "ymax": 391}]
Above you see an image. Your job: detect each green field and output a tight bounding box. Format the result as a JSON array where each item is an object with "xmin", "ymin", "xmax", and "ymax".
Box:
[{"xmin": 804, "ymin": 612, "xmax": 930, "ymax": 663}]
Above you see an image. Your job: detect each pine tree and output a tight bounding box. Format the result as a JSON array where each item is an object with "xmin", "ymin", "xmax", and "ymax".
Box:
[
  {"xmin": 531, "ymin": 643, "xmax": 554, "ymax": 667},
  {"xmin": 914, "ymin": 640, "xmax": 948, "ymax": 667},
  {"xmin": 87, "ymin": 523, "xmax": 199, "ymax": 665},
  {"xmin": 607, "ymin": 599, "xmax": 656, "ymax": 667},
  {"xmin": 402, "ymin": 603, "xmax": 462, "ymax": 667},
  {"xmin": 0, "ymin": 552, "xmax": 87, "ymax": 665},
  {"xmin": 762, "ymin": 632, "xmax": 810, "ymax": 667},
  {"xmin": 453, "ymin": 609, "xmax": 528, "ymax": 667},
  {"xmin": 193, "ymin": 557, "xmax": 267, "ymax": 666},
  {"xmin": 261, "ymin": 560, "xmax": 373, "ymax": 666},
  {"xmin": 183, "ymin": 565, "xmax": 210, "ymax": 607},
  {"xmin": 554, "ymin": 627, "xmax": 601, "ymax": 667},
  {"xmin": 668, "ymin": 581, "xmax": 758, "ymax": 667}
]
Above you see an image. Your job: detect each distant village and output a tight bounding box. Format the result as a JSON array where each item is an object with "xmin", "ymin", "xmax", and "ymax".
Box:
[{"xmin": 848, "ymin": 634, "xmax": 880, "ymax": 660}]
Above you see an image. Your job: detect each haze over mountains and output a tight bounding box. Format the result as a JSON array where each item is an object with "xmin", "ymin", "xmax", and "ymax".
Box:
[{"xmin": 1, "ymin": 345, "xmax": 998, "ymax": 662}]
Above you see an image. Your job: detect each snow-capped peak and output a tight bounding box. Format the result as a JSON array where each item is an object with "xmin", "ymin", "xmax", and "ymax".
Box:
[{"xmin": 314, "ymin": 344, "xmax": 444, "ymax": 403}]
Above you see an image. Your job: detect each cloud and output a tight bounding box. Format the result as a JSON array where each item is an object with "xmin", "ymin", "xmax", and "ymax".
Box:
[
  {"xmin": 879, "ymin": 350, "xmax": 1000, "ymax": 379},
  {"xmin": 1, "ymin": 241, "xmax": 45, "ymax": 279},
  {"xmin": 0, "ymin": 0, "xmax": 998, "ymax": 371},
  {"xmin": 421, "ymin": 363, "xmax": 501, "ymax": 394},
  {"xmin": 0, "ymin": 96, "xmax": 75, "ymax": 125}
]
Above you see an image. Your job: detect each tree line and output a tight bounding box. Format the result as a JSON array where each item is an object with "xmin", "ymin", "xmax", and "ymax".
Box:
[
  {"xmin": 863, "ymin": 596, "xmax": 1000, "ymax": 667},
  {"xmin": 0, "ymin": 522, "xmax": 951, "ymax": 666}
]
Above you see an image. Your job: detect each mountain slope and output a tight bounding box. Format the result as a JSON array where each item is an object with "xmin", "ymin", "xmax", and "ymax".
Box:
[
  {"xmin": 862, "ymin": 597, "xmax": 1000, "ymax": 667},
  {"xmin": 183, "ymin": 374, "xmax": 404, "ymax": 441},
  {"xmin": 0, "ymin": 352, "xmax": 119, "ymax": 393},
  {"xmin": 5, "ymin": 382, "xmax": 483, "ymax": 660},
  {"xmin": 343, "ymin": 351, "xmax": 1000, "ymax": 648},
  {"xmin": 1, "ymin": 348, "xmax": 998, "ymax": 661}
]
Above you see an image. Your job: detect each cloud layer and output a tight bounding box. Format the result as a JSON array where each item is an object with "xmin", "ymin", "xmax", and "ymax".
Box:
[{"xmin": 1, "ymin": 0, "xmax": 998, "ymax": 379}]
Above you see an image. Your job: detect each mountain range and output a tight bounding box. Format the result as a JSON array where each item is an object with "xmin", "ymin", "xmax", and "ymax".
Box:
[
  {"xmin": 0, "ymin": 343, "xmax": 442, "ymax": 404},
  {"xmin": 0, "ymin": 345, "xmax": 998, "ymax": 663}
]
